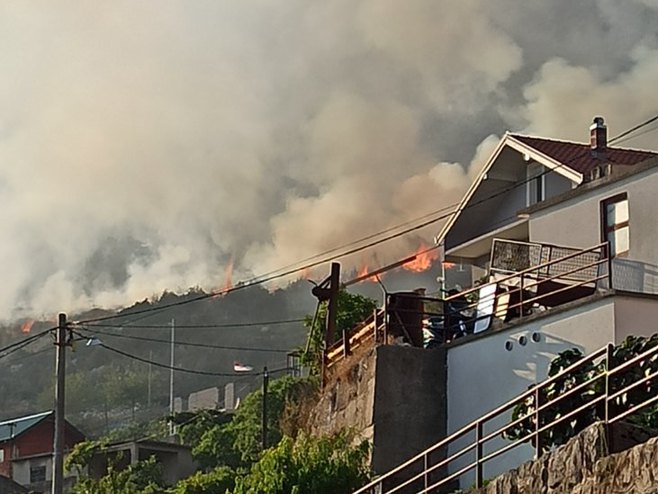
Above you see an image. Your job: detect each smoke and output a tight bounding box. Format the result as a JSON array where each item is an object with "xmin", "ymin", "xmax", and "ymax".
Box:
[{"xmin": 1, "ymin": 1, "xmax": 658, "ymax": 319}]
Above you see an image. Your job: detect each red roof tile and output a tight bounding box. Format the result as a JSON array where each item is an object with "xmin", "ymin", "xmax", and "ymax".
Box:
[{"xmin": 510, "ymin": 134, "xmax": 657, "ymax": 174}]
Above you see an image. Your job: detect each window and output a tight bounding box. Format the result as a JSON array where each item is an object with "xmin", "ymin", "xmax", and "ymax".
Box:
[
  {"xmin": 526, "ymin": 162, "xmax": 545, "ymax": 206},
  {"xmin": 601, "ymin": 193, "xmax": 629, "ymax": 257},
  {"xmin": 29, "ymin": 465, "xmax": 46, "ymax": 483},
  {"xmin": 0, "ymin": 448, "xmax": 4, "ymax": 463}
]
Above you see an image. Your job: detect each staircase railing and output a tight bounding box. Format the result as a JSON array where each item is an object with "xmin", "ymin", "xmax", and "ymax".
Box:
[{"xmin": 354, "ymin": 338, "xmax": 658, "ymax": 494}]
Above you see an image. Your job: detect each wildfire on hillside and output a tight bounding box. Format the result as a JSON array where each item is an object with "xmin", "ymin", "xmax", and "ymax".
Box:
[
  {"xmin": 403, "ymin": 245, "xmax": 439, "ymax": 273},
  {"xmin": 21, "ymin": 319, "xmax": 35, "ymax": 334},
  {"xmin": 213, "ymin": 258, "xmax": 234, "ymax": 298}
]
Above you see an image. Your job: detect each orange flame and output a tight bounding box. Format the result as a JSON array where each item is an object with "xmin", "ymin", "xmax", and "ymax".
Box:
[
  {"xmin": 213, "ymin": 258, "xmax": 234, "ymax": 298},
  {"xmin": 222, "ymin": 258, "xmax": 234, "ymax": 292},
  {"xmin": 356, "ymin": 257, "xmax": 380, "ymax": 283},
  {"xmin": 403, "ymin": 245, "xmax": 439, "ymax": 273},
  {"xmin": 442, "ymin": 261, "xmax": 457, "ymax": 269},
  {"xmin": 21, "ymin": 320, "xmax": 35, "ymax": 334}
]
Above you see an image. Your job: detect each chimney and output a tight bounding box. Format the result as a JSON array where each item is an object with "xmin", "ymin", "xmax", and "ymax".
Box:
[{"xmin": 590, "ymin": 116, "xmax": 607, "ymax": 158}]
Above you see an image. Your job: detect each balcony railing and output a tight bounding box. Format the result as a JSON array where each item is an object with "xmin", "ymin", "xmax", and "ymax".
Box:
[
  {"xmin": 443, "ymin": 241, "xmax": 610, "ymax": 339},
  {"xmin": 324, "ymin": 242, "xmax": 611, "ymax": 372},
  {"xmin": 353, "ymin": 339, "xmax": 658, "ymax": 494}
]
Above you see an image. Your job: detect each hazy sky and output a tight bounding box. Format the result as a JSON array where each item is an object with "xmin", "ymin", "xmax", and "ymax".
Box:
[{"xmin": 1, "ymin": 1, "xmax": 658, "ymax": 319}]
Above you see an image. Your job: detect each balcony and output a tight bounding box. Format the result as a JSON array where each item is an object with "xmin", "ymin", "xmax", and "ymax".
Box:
[{"xmin": 324, "ymin": 240, "xmax": 611, "ymax": 373}]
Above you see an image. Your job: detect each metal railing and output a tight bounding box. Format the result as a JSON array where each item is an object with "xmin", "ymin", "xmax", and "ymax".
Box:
[
  {"xmin": 325, "ymin": 242, "xmax": 610, "ymax": 371},
  {"xmin": 353, "ymin": 338, "xmax": 658, "ymax": 494},
  {"xmin": 490, "ymin": 238, "xmax": 603, "ymax": 282},
  {"xmin": 443, "ymin": 242, "xmax": 610, "ymax": 338},
  {"xmin": 325, "ymin": 308, "xmax": 387, "ymax": 370}
]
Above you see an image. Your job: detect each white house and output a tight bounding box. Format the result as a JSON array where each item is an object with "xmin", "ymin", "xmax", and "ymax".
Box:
[{"xmin": 435, "ymin": 117, "xmax": 658, "ymax": 482}]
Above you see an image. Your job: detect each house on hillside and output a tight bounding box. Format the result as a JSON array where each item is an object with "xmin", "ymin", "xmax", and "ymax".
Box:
[
  {"xmin": 316, "ymin": 116, "xmax": 658, "ymax": 491},
  {"xmin": 87, "ymin": 438, "xmax": 197, "ymax": 486},
  {"xmin": 435, "ymin": 116, "xmax": 658, "ymax": 482},
  {"xmin": 0, "ymin": 411, "xmax": 85, "ymax": 493}
]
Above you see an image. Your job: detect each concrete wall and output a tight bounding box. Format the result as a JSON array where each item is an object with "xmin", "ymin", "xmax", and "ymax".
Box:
[
  {"xmin": 12, "ymin": 456, "xmax": 51, "ymax": 486},
  {"xmin": 371, "ymin": 346, "xmax": 447, "ymax": 475},
  {"xmin": 529, "ymin": 167, "xmax": 658, "ymax": 294},
  {"xmin": 188, "ymin": 387, "xmax": 220, "ymax": 411},
  {"xmin": 309, "ymin": 345, "xmax": 446, "ymax": 477}
]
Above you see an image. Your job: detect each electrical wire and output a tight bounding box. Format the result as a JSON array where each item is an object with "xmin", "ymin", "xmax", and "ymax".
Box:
[
  {"xmin": 81, "ymin": 318, "xmax": 305, "ymax": 330},
  {"xmin": 0, "ymin": 328, "xmax": 55, "ymax": 360},
  {"xmin": 71, "ymin": 113, "xmax": 658, "ymax": 326},
  {"xmin": 96, "ymin": 341, "xmax": 257, "ymax": 377},
  {"xmin": 75, "ymin": 326, "xmax": 293, "ymax": 353},
  {"xmin": 97, "ymin": 340, "xmax": 293, "ymax": 377},
  {"xmin": 608, "ymin": 114, "xmax": 658, "ymax": 146}
]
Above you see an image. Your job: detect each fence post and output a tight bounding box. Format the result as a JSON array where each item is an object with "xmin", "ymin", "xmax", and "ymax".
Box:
[
  {"xmin": 343, "ymin": 328, "xmax": 351, "ymax": 358},
  {"xmin": 605, "ymin": 342, "xmax": 614, "ymax": 424},
  {"xmin": 373, "ymin": 309, "xmax": 379, "ymax": 344},
  {"xmin": 605, "ymin": 241, "xmax": 613, "ymax": 289},
  {"xmin": 475, "ymin": 421, "xmax": 483, "ymax": 488},
  {"xmin": 424, "ymin": 452, "xmax": 429, "ymax": 491},
  {"xmin": 519, "ymin": 274, "xmax": 525, "ymax": 319},
  {"xmin": 534, "ymin": 386, "xmax": 543, "ymax": 458}
]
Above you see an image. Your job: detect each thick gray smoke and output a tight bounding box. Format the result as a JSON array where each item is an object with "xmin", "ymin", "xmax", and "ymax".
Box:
[{"xmin": 1, "ymin": 1, "xmax": 658, "ymax": 319}]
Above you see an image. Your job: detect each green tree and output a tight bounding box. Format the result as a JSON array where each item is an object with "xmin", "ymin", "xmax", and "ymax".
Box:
[
  {"xmin": 69, "ymin": 456, "xmax": 165, "ymax": 494},
  {"xmin": 180, "ymin": 376, "xmax": 318, "ymax": 469},
  {"xmin": 232, "ymin": 431, "xmax": 370, "ymax": 494},
  {"xmin": 303, "ymin": 290, "xmax": 377, "ymax": 372},
  {"xmin": 505, "ymin": 334, "xmax": 658, "ymax": 451},
  {"xmin": 171, "ymin": 466, "xmax": 236, "ymax": 494}
]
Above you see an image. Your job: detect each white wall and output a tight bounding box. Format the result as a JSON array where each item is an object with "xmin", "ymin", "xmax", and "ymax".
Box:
[
  {"xmin": 614, "ymin": 295, "xmax": 658, "ymax": 342},
  {"xmin": 529, "ymin": 167, "xmax": 658, "ymax": 295},
  {"xmin": 13, "ymin": 456, "xmax": 52, "ymax": 486},
  {"xmin": 446, "ymin": 297, "xmax": 615, "ymax": 486}
]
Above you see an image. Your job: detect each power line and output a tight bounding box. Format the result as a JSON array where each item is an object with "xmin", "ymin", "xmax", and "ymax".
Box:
[
  {"xmin": 0, "ymin": 328, "xmax": 55, "ymax": 360},
  {"xmin": 94, "ymin": 340, "xmax": 293, "ymax": 378},
  {"xmin": 76, "ymin": 326, "xmax": 293, "ymax": 353},
  {"xmin": 608, "ymin": 114, "xmax": 658, "ymax": 145},
  {"xmin": 72, "ymin": 113, "xmax": 658, "ymax": 326},
  {"xmin": 95, "ymin": 341, "xmax": 257, "ymax": 377},
  {"xmin": 82, "ymin": 318, "xmax": 305, "ymax": 330}
]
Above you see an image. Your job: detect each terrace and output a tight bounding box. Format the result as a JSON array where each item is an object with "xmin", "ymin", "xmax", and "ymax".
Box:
[{"xmin": 324, "ymin": 239, "xmax": 611, "ymax": 372}]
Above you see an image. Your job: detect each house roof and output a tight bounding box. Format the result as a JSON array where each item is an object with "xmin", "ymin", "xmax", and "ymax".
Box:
[
  {"xmin": 0, "ymin": 411, "xmax": 51, "ymax": 443},
  {"xmin": 435, "ymin": 131, "xmax": 658, "ymax": 246},
  {"xmin": 510, "ymin": 134, "xmax": 657, "ymax": 174}
]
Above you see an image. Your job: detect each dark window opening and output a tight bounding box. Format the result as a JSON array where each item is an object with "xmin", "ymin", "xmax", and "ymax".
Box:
[
  {"xmin": 30, "ymin": 465, "xmax": 46, "ymax": 483},
  {"xmin": 601, "ymin": 193, "xmax": 629, "ymax": 257}
]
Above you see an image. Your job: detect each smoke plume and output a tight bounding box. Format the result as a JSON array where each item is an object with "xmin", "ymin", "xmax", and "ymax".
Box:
[{"xmin": 1, "ymin": 0, "xmax": 658, "ymax": 319}]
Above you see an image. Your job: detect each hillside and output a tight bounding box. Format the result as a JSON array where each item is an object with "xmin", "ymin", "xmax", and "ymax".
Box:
[{"xmin": 0, "ymin": 281, "xmax": 316, "ymax": 435}]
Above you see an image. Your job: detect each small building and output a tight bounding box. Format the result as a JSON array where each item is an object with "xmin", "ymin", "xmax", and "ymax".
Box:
[
  {"xmin": 87, "ymin": 438, "xmax": 197, "ymax": 486},
  {"xmin": 0, "ymin": 411, "xmax": 85, "ymax": 493}
]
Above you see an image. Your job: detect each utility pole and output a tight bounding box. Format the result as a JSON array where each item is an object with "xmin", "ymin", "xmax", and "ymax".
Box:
[
  {"xmin": 147, "ymin": 349, "xmax": 153, "ymax": 409},
  {"xmin": 261, "ymin": 366, "xmax": 269, "ymax": 451},
  {"xmin": 311, "ymin": 262, "xmax": 341, "ymax": 385},
  {"xmin": 52, "ymin": 313, "xmax": 68, "ymax": 494},
  {"xmin": 325, "ymin": 262, "xmax": 340, "ymax": 348},
  {"xmin": 169, "ymin": 318, "xmax": 175, "ymax": 434}
]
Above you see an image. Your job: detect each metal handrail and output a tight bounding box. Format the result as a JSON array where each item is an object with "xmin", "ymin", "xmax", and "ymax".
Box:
[
  {"xmin": 445, "ymin": 242, "xmax": 607, "ymax": 302},
  {"xmin": 327, "ymin": 242, "xmax": 608, "ymax": 370},
  {"xmin": 353, "ymin": 339, "xmax": 658, "ymax": 494}
]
